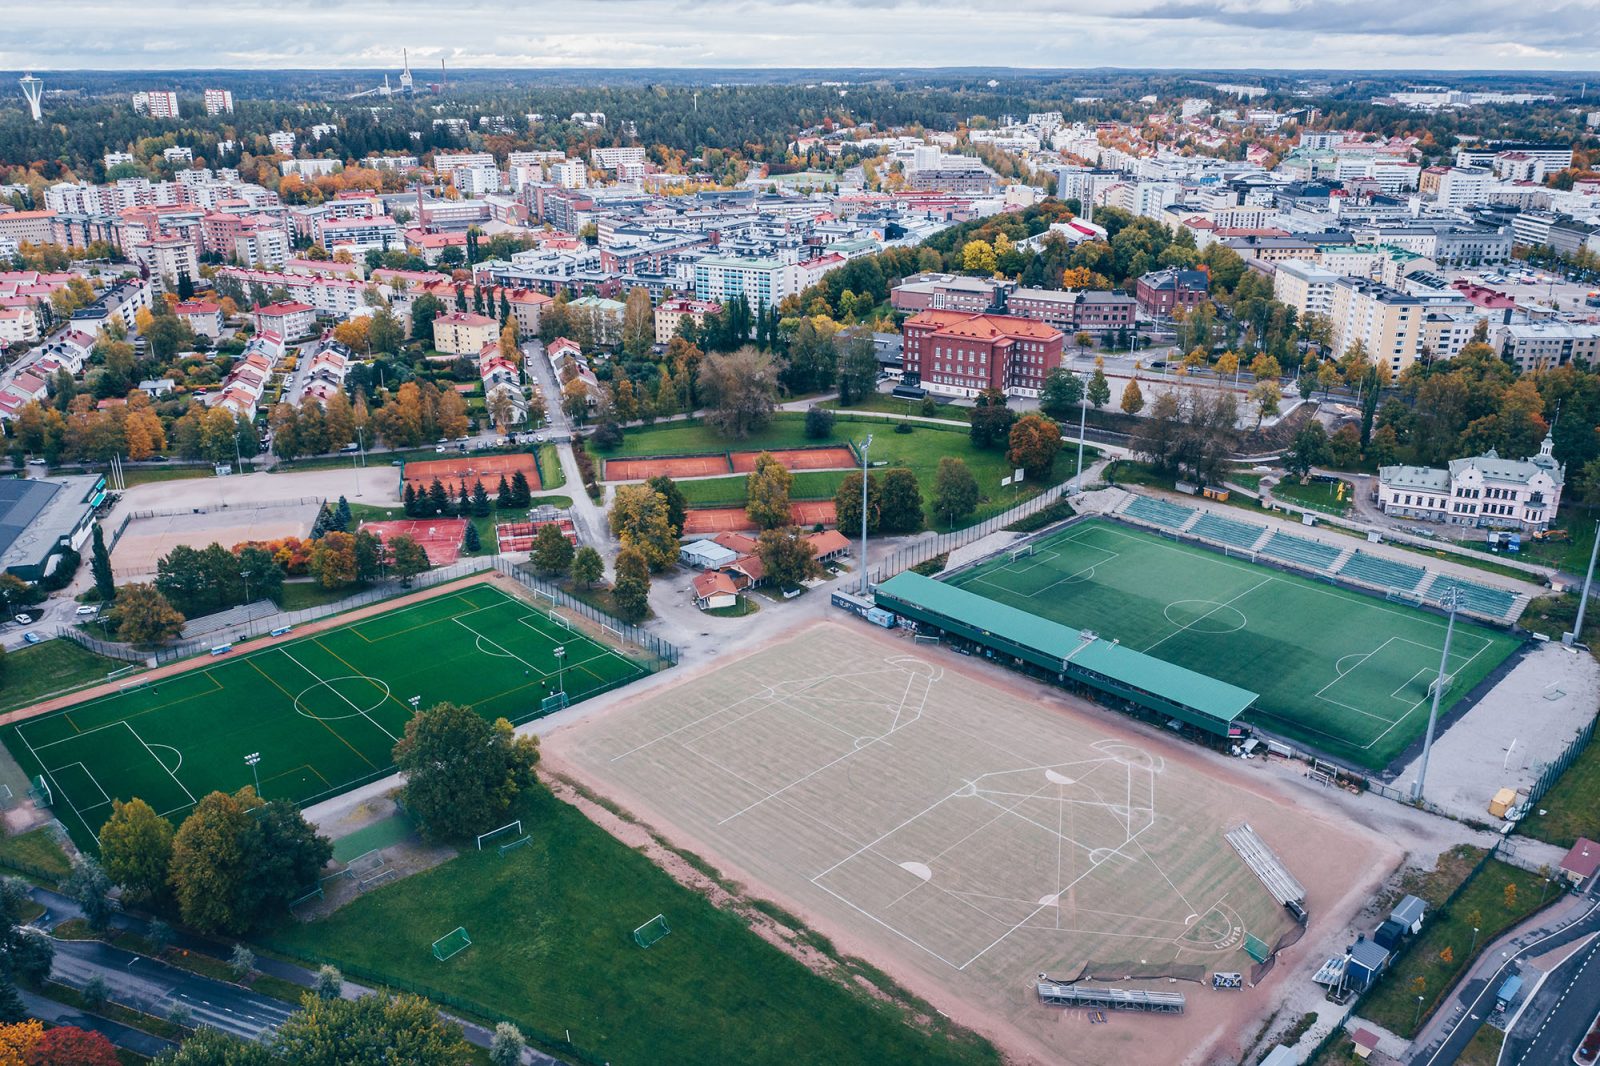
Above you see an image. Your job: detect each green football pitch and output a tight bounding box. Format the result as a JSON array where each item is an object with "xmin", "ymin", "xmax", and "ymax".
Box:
[
  {"xmin": 0, "ymin": 582, "xmax": 652, "ymax": 849},
  {"xmin": 946, "ymin": 519, "xmax": 1522, "ymax": 770}
]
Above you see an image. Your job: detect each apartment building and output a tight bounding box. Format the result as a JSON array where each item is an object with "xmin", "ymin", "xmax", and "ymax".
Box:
[
  {"xmin": 203, "ymin": 89, "xmax": 234, "ymax": 115},
  {"xmin": 901, "ymin": 310, "xmax": 1064, "ymax": 399},
  {"xmin": 1135, "ymin": 268, "xmax": 1209, "ymax": 317},
  {"xmin": 1328, "ymin": 277, "xmax": 1475, "ymax": 371},
  {"xmin": 1494, "ymin": 321, "xmax": 1600, "ymax": 371},
  {"xmin": 1002, "ymin": 287, "xmax": 1137, "ymax": 338},
  {"xmin": 174, "ymin": 301, "xmax": 224, "ymax": 339},
  {"xmin": 590, "ymin": 147, "xmax": 646, "ymax": 170},
  {"xmin": 253, "ymin": 301, "xmax": 317, "ymax": 340},
  {"xmin": 432, "ymin": 312, "xmax": 499, "ymax": 356},
  {"xmin": 1272, "ymin": 259, "xmax": 1341, "ymax": 318},
  {"xmin": 692, "ymin": 255, "xmax": 796, "ymax": 310},
  {"xmin": 134, "ymin": 91, "xmax": 180, "ymax": 118},
  {"xmin": 654, "ymin": 296, "xmax": 721, "ymax": 345}
]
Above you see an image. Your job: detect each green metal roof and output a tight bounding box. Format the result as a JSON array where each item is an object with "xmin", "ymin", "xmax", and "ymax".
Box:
[{"xmin": 874, "ymin": 572, "xmax": 1256, "ymax": 726}]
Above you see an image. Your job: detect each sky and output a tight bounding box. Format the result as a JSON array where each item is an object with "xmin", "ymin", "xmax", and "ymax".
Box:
[{"xmin": 5, "ymin": 0, "xmax": 1599, "ymax": 71}]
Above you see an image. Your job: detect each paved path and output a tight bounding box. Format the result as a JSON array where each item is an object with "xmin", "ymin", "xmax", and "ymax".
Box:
[
  {"xmin": 19, "ymin": 988, "xmax": 176, "ymax": 1058},
  {"xmin": 1500, "ymin": 928, "xmax": 1600, "ymax": 1065}
]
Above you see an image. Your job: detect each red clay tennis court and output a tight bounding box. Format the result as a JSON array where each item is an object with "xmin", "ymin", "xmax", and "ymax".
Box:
[
  {"xmin": 495, "ymin": 518, "xmax": 578, "ymax": 553},
  {"xmin": 729, "ymin": 446, "xmax": 857, "ymax": 472},
  {"xmin": 403, "ymin": 452, "xmax": 541, "ymax": 493},
  {"xmin": 681, "ymin": 500, "xmax": 837, "ymax": 535},
  {"xmin": 603, "ymin": 454, "xmax": 734, "ymax": 481},
  {"xmin": 358, "ymin": 518, "xmax": 468, "ymax": 566}
]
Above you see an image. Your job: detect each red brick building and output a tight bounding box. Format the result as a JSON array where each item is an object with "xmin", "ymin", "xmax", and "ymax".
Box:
[
  {"xmin": 901, "ymin": 310, "xmax": 1064, "ymax": 399},
  {"xmin": 1134, "ymin": 268, "xmax": 1210, "ymax": 317}
]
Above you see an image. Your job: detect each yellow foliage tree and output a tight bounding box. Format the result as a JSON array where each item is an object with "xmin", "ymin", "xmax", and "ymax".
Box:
[{"xmin": 0, "ymin": 1020, "xmax": 44, "ymax": 1065}]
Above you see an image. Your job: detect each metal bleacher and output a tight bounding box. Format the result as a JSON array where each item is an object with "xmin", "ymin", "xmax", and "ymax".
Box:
[
  {"xmin": 1036, "ymin": 981, "xmax": 1186, "ymax": 1014},
  {"xmin": 1190, "ymin": 513, "xmax": 1264, "ymax": 551},
  {"xmin": 1337, "ymin": 550, "xmax": 1426, "ymax": 593},
  {"xmin": 1427, "ymin": 576, "xmax": 1519, "ymax": 619},
  {"xmin": 1259, "ymin": 531, "xmax": 1343, "ymax": 572},
  {"xmin": 1122, "ymin": 495, "xmax": 1197, "ymax": 530}
]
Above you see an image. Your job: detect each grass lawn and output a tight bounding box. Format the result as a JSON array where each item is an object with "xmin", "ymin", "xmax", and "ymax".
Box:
[
  {"xmin": 275, "ymin": 581, "xmax": 353, "ymax": 612},
  {"xmin": 1360, "ymin": 858, "xmax": 1554, "ymax": 1038},
  {"xmin": 947, "ymin": 520, "xmax": 1521, "ymax": 770},
  {"xmin": 1493, "ymin": 507, "xmax": 1598, "ymax": 573},
  {"xmin": 1457, "ymin": 1023, "xmax": 1506, "ymax": 1066},
  {"xmin": 536, "ymin": 444, "xmax": 567, "ymax": 490},
  {"xmin": 703, "ymin": 594, "xmax": 759, "ymax": 618},
  {"xmin": 0, "ymin": 826, "xmax": 72, "ymax": 881},
  {"xmin": 602, "ymin": 415, "xmax": 1095, "ymax": 531},
  {"xmin": 0, "ymin": 584, "xmax": 654, "ymax": 850},
  {"xmin": 119, "ymin": 464, "xmax": 218, "ymax": 487},
  {"xmin": 267, "ymin": 786, "xmax": 999, "ymax": 1066},
  {"xmin": 0, "ymin": 639, "xmax": 127, "ymax": 714},
  {"xmin": 1519, "ymin": 732, "xmax": 1600, "ymax": 848},
  {"xmin": 824, "ymin": 394, "xmax": 971, "ymax": 422},
  {"xmin": 677, "ymin": 469, "xmax": 850, "ymax": 507},
  {"xmin": 1272, "ymin": 476, "xmax": 1354, "ymax": 516}
]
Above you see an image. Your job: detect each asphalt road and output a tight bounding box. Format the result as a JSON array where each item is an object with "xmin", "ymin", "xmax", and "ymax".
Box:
[
  {"xmin": 1501, "ymin": 930, "xmax": 1600, "ymax": 1065},
  {"xmin": 19, "ymin": 988, "xmax": 175, "ymax": 1058},
  {"xmin": 1410, "ymin": 885, "xmax": 1600, "ymax": 1065}
]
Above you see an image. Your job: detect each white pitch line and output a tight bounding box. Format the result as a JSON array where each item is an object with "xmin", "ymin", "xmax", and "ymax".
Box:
[{"xmin": 278, "ymin": 647, "xmax": 400, "ymax": 743}]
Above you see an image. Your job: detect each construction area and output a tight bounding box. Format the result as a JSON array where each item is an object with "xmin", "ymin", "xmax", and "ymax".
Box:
[{"xmin": 546, "ymin": 621, "xmax": 1387, "ymax": 1066}]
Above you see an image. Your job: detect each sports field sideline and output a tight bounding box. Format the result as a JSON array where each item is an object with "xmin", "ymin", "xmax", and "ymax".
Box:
[
  {"xmin": 946, "ymin": 519, "xmax": 1522, "ymax": 770},
  {"xmin": 0, "ymin": 582, "xmax": 652, "ymax": 848}
]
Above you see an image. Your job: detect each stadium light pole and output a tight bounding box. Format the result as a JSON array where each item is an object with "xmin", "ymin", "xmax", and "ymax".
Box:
[
  {"xmin": 1071, "ymin": 372, "xmax": 1088, "ymax": 494},
  {"xmin": 857, "ymin": 434, "xmax": 873, "ymax": 595},
  {"xmin": 245, "ymin": 752, "xmax": 261, "ymax": 796},
  {"xmin": 1567, "ymin": 520, "xmax": 1600, "ymax": 645},
  {"xmin": 1412, "ymin": 586, "xmax": 1461, "ymax": 804},
  {"xmin": 554, "ymin": 645, "xmax": 566, "ymax": 697}
]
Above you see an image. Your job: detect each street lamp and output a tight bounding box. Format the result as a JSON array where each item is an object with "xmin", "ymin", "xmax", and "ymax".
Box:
[
  {"xmin": 857, "ymin": 434, "xmax": 873, "ymax": 594},
  {"xmin": 1469, "ymin": 926, "xmax": 1479, "ymax": 954},
  {"xmin": 1414, "ymin": 994, "xmax": 1424, "ymax": 1028},
  {"xmin": 244, "ymin": 752, "xmax": 261, "ymax": 797},
  {"xmin": 553, "ymin": 645, "xmax": 566, "ymax": 698}
]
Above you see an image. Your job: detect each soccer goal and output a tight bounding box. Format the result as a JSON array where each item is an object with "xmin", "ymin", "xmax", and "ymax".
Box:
[
  {"xmin": 549, "ymin": 611, "xmax": 574, "ymax": 631},
  {"xmin": 602, "ymin": 623, "xmax": 624, "ymax": 642},
  {"xmin": 632, "ymin": 914, "xmax": 671, "ymax": 949},
  {"xmin": 913, "ymin": 634, "xmax": 941, "ymax": 646},
  {"xmin": 1008, "ymin": 544, "xmax": 1034, "ymax": 563},
  {"xmin": 1427, "ymin": 673, "xmax": 1457, "ymax": 698},
  {"xmin": 432, "ymin": 927, "xmax": 472, "ymax": 961},
  {"xmin": 27, "ymin": 776, "xmax": 51, "ymax": 808},
  {"xmin": 477, "ymin": 820, "xmax": 522, "ymax": 851},
  {"xmin": 497, "ymin": 835, "xmax": 532, "ymax": 856},
  {"xmin": 533, "ymin": 588, "xmax": 557, "ymax": 606},
  {"xmin": 541, "ymin": 691, "xmax": 569, "ymax": 714}
]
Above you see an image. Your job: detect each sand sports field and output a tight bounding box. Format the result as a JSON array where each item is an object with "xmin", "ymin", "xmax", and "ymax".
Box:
[
  {"xmin": 547, "ymin": 622, "xmax": 1391, "ymax": 1066},
  {"xmin": 110, "ymin": 500, "xmax": 322, "ymax": 580}
]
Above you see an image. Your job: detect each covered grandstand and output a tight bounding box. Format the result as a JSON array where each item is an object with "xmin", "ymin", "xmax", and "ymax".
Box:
[{"xmin": 872, "ymin": 572, "xmax": 1257, "ymax": 741}]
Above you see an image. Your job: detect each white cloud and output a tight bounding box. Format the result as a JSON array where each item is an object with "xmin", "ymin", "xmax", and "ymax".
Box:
[{"xmin": 2, "ymin": 0, "xmax": 1597, "ymax": 70}]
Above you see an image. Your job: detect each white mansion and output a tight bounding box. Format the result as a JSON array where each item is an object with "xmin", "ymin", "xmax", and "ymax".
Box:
[{"xmin": 1376, "ymin": 436, "xmax": 1564, "ymax": 531}]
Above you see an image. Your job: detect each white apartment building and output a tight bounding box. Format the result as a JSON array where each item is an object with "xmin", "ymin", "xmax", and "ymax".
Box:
[
  {"xmin": 103, "ymin": 151, "xmax": 134, "ymax": 169},
  {"xmin": 320, "ymin": 216, "xmax": 402, "ymax": 253},
  {"xmin": 693, "ymin": 255, "xmax": 796, "ymax": 310},
  {"xmin": 134, "ymin": 235, "xmax": 199, "ymax": 289},
  {"xmin": 1435, "ymin": 167, "xmax": 1492, "ymax": 210},
  {"xmin": 1272, "ymin": 259, "xmax": 1341, "ymax": 318},
  {"xmin": 432, "ymin": 152, "xmax": 496, "ymax": 179},
  {"xmin": 268, "ymin": 131, "xmax": 296, "ymax": 154},
  {"xmin": 1494, "ymin": 321, "xmax": 1600, "ymax": 371},
  {"xmin": 216, "ymin": 267, "xmax": 368, "ymax": 318},
  {"xmin": 590, "ymin": 146, "xmax": 646, "ymax": 170},
  {"xmin": 1378, "ymin": 436, "xmax": 1563, "ymax": 531},
  {"xmin": 135, "ymin": 91, "xmax": 181, "ymax": 118},
  {"xmin": 453, "ymin": 164, "xmax": 504, "ymax": 197},
  {"xmin": 234, "ymin": 227, "xmax": 291, "ymax": 269},
  {"xmin": 549, "ymin": 160, "xmax": 588, "ymax": 189},
  {"xmin": 363, "ymin": 155, "xmax": 420, "ymax": 171},
  {"xmin": 163, "ymin": 146, "xmax": 193, "ymax": 165},
  {"xmin": 203, "ymin": 89, "xmax": 234, "ymax": 115},
  {"xmin": 280, "ymin": 159, "xmax": 340, "ymax": 178}
]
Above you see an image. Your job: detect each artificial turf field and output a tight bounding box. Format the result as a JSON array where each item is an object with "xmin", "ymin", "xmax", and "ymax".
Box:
[
  {"xmin": 0, "ymin": 582, "xmax": 650, "ymax": 848},
  {"xmin": 946, "ymin": 519, "xmax": 1522, "ymax": 770}
]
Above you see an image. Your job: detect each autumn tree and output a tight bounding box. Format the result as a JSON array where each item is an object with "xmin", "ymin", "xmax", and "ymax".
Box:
[
  {"xmin": 621, "ymin": 286, "xmax": 654, "ymax": 359},
  {"xmin": 272, "ymin": 993, "xmax": 471, "ymax": 1066},
  {"xmin": 698, "ymin": 347, "xmax": 779, "ymax": 438},
  {"xmin": 309, "ymin": 530, "xmax": 358, "ymax": 589},
  {"xmin": 1007, "ymin": 413, "xmax": 1062, "ymax": 482},
  {"xmin": 110, "ymin": 583, "xmax": 185, "ymax": 644},
  {"xmin": 167, "ymin": 788, "xmax": 253, "ymax": 934},
  {"xmin": 610, "ymin": 547, "xmax": 651, "ymax": 623},
  {"xmin": 1249, "ymin": 380, "xmax": 1282, "ymax": 428},
  {"xmin": 961, "ymin": 239, "xmax": 997, "ymax": 275},
  {"xmin": 835, "ymin": 329, "xmax": 880, "ymax": 407},
  {"xmin": 756, "ymin": 527, "xmax": 822, "ymax": 588},
  {"xmin": 608, "ymin": 484, "xmax": 677, "ymax": 571},
  {"xmin": 932, "ymin": 457, "xmax": 980, "ymax": 527},
  {"xmin": 969, "ymin": 388, "xmax": 1016, "ymax": 449},
  {"xmin": 24, "ymin": 1027, "xmax": 119, "ymax": 1066},
  {"xmin": 394, "ymin": 704, "xmax": 539, "ymax": 843},
  {"xmin": 1120, "ymin": 377, "xmax": 1145, "ymax": 415},
  {"xmin": 835, "ymin": 470, "xmax": 879, "ymax": 534},
  {"xmin": 98, "ymin": 797, "xmax": 174, "ymax": 904},
  {"xmin": 745, "ymin": 452, "xmax": 794, "ymax": 530},
  {"xmin": 644, "ymin": 475, "xmax": 687, "ymax": 537}
]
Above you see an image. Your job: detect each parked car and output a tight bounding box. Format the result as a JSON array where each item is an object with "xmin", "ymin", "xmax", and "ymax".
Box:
[
  {"xmin": 22, "ymin": 632, "xmax": 41, "ymax": 644},
  {"xmin": 75, "ymin": 605, "xmax": 99, "ymax": 616},
  {"xmin": 12, "ymin": 613, "xmax": 34, "ymax": 625},
  {"xmin": 26, "ymin": 458, "xmax": 46, "ymax": 467}
]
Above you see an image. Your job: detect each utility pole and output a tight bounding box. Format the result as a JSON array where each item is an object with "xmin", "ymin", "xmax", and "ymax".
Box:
[
  {"xmin": 857, "ymin": 434, "xmax": 873, "ymax": 594},
  {"xmin": 1412, "ymin": 586, "xmax": 1461, "ymax": 803}
]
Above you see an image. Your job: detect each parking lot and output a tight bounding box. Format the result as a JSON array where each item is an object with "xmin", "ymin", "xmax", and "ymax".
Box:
[{"xmin": 1448, "ymin": 267, "xmax": 1600, "ymax": 317}]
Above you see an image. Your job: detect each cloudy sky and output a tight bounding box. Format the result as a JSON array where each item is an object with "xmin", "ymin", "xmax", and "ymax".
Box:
[{"xmin": 5, "ymin": 0, "xmax": 1598, "ymax": 70}]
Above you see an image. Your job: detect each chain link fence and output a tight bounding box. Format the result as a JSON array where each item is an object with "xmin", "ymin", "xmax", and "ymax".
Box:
[{"xmin": 493, "ymin": 557, "xmax": 679, "ymax": 667}]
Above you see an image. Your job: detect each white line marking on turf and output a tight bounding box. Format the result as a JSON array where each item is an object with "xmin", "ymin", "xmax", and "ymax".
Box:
[
  {"xmin": 278, "ymin": 647, "xmax": 401, "ymax": 743},
  {"xmin": 125, "ymin": 723, "xmax": 197, "ymax": 804},
  {"xmin": 1143, "ymin": 577, "xmax": 1272, "ymax": 655}
]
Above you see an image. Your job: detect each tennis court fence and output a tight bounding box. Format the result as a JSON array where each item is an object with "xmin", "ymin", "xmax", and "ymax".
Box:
[
  {"xmin": 492, "ymin": 557, "xmax": 680, "ymax": 668},
  {"xmin": 58, "ymin": 556, "xmax": 496, "ymax": 666}
]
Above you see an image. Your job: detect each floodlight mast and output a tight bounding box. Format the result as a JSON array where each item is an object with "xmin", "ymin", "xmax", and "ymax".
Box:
[
  {"xmin": 19, "ymin": 75, "xmax": 43, "ymax": 123},
  {"xmin": 1411, "ymin": 586, "xmax": 1461, "ymax": 803},
  {"xmin": 857, "ymin": 434, "xmax": 873, "ymax": 594}
]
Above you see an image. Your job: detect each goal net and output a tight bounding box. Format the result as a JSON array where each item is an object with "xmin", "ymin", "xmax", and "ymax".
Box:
[
  {"xmin": 550, "ymin": 611, "xmax": 574, "ymax": 631},
  {"xmin": 1427, "ymin": 674, "xmax": 1456, "ymax": 698},
  {"xmin": 1009, "ymin": 545, "xmax": 1034, "ymax": 563},
  {"xmin": 633, "ymin": 913, "xmax": 671, "ymax": 949},
  {"xmin": 541, "ymin": 691, "xmax": 569, "ymax": 714},
  {"xmin": 477, "ymin": 820, "xmax": 523, "ymax": 851},
  {"xmin": 431, "ymin": 927, "xmax": 472, "ymax": 961},
  {"xmin": 27, "ymin": 776, "xmax": 51, "ymax": 808}
]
